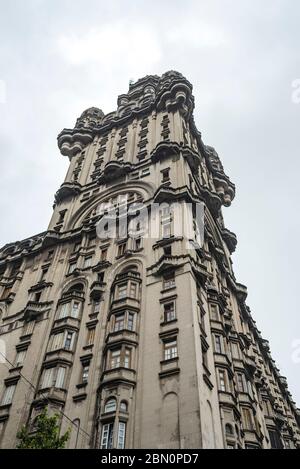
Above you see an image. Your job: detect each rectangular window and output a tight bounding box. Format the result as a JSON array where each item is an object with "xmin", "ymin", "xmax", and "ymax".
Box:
[
  {"xmin": 22, "ymin": 320, "xmax": 35, "ymax": 337},
  {"xmin": 127, "ymin": 312, "xmax": 134, "ymax": 331},
  {"xmin": 100, "ymin": 248, "xmax": 108, "ymax": 261},
  {"xmin": 117, "ymin": 284, "xmax": 127, "ymax": 300},
  {"xmin": 163, "ymin": 273, "xmax": 175, "ymax": 290},
  {"xmin": 231, "ymin": 342, "xmax": 240, "ymax": 359},
  {"xmin": 41, "ymin": 368, "xmax": 54, "ymax": 389},
  {"xmin": 64, "ymin": 331, "xmax": 74, "ymax": 351},
  {"xmin": 101, "ymin": 423, "xmax": 114, "ymax": 449},
  {"xmin": 93, "ymin": 300, "xmax": 101, "ymax": 314},
  {"xmin": 118, "ymin": 242, "xmax": 127, "ymax": 257},
  {"xmin": 133, "ymin": 237, "xmax": 142, "ymax": 251},
  {"xmin": 55, "ymin": 366, "xmax": 66, "ymax": 388},
  {"xmin": 164, "ymin": 302, "xmax": 176, "ymax": 322},
  {"xmin": 124, "ymin": 348, "xmax": 131, "ymax": 369},
  {"xmin": 82, "ymin": 364, "xmax": 89, "ymax": 384},
  {"xmin": 110, "ymin": 349, "xmax": 121, "ymax": 369},
  {"xmin": 161, "ymin": 168, "xmax": 170, "ymax": 183},
  {"xmin": 242, "ymin": 408, "xmax": 254, "ymax": 431},
  {"xmin": 87, "ymin": 327, "xmax": 95, "ymax": 346},
  {"xmin": 59, "ymin": 303, "xmax": 69, "ymax": 319},
  {"xmin": 129, "ymin": 282, "xmax": 137, "ymax": 299},
  {"xmin": 1, "ymin": 384, "xmax": 16, "ymax": 406},
  {"xmin": 84, "ymin": 256, "xmax": 92, "ymax": 268},
  {"xmin": 162, "ymin": 222, "xmax": 171, "ymax": 239},
  {"xmin": 51, "ymin": 332, "xmax": 64, "ymax": 351},
  {"xmin": 214, "ymin": 335, "xmax": 223, "ymax": 354},
  {"xmin": 117, "ymin": 422, "xmax": 126, "ymax": 449},
  {"xmin": 164, "ymin": 340, "xmax": 178, "ymax": 361},
  {"xmin": 114, "ymin": 313, "xmax": 125, "ymax": 332},
  {"xmin": 237, "ymin": 373, "xmax": 246, "ymax": 393},
  {"xmin": 218, "ymin": 369, "xmax": 227, "ymax": 392},
  {"xmin": 71, "ymin": 301, "xmax": 80, "ymax": 318},
  {"xmin": 210, "ymin": 304, "xmax": 219, "ymax": 321},
  {"xmin": 15, "ymin": 350, "xmax": 26, "ymax": 367},
  {"xmin": 68, "ymin": 263, "xmax": 77, "ymax": 274},
  {"xmin": 163, "ymin": 245, "xmax": 172, "ymax": 256}
]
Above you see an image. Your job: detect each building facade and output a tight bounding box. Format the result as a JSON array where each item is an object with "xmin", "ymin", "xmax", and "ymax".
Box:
[{"xmin": 0, "ymin": 71, "xmax": 299, "ymax": 449}]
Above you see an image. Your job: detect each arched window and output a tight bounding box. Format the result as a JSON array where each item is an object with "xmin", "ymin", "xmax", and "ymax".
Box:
[
  {"xmin": 104, "ymin": 398, "xmax": 117, "ymax": 413},
  {"xmin": 225, "ymin": 423, "xmax": 234, "ymax": 436}
]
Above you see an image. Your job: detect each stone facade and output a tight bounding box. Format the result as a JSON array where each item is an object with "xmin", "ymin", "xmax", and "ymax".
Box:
[{"xmin": 0, "ymin": 71, "xmax": 299, "ymax": 449}]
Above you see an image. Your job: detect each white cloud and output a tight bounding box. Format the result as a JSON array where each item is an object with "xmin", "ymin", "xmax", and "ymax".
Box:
[
  {"xmin": 57, "ymin": 22, "xmax": 162, "ymax": 72},
  {"xmin": 166, "ymin": 20, "xmax": 229, "ymax": 48}
]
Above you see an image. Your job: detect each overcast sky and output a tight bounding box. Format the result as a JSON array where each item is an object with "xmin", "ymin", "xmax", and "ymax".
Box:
[{"xmin": 0, "ymin": 0, "xmax": 299, "ymax": 405}]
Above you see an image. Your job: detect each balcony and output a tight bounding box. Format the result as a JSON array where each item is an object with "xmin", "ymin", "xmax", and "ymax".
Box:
[
  {"xmin": 110, "ymin": 296, "xmax": 140, "ymax": 312},
  {"xmin": 44, "ymin": 348, "xmax": 74, "ymax": 365},
  {"xmin": 23, "ymin": 300, "xmax": 53, "ymax": 321},
  {"xmin": 34, "ymin": 387, "xmax": 67, "ymax": 405},
  {"xmin": 106, "ymin": 329, "xmax": 138, "ymax": 346},
  {"xmin": 90, "ymin": 281, "xmax": 106, "ymax": 300},
  {"xmin": 0, "ymin": 404, "xmax": 11, "ymax": 422},
  {"xmin": 100, "ymin": 367, "xmax": 136, "ymax": 387}
]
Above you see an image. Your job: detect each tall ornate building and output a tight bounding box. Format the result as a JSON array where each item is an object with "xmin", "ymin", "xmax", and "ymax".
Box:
[{"xmin": 0, "ymin": 71, "xmax": 299, "ymax": 449}]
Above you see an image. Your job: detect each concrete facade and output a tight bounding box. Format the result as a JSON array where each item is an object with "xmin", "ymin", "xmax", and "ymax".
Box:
[{"xmin": 0, "ymin": 71, "xmax": 299, "ymax": 449}]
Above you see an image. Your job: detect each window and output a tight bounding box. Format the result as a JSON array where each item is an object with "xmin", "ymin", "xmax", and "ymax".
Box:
[
  {"xmin": 164, "ymin": 339, "xmax": 178, "ymax": 361},
  {"xmin": 163, "ymin": 245, "xmax": 172, "ymax": 256},
  {"xmin": 68, "ymin": 263, "xmax": 77, "ymax": 274},
  {"xmin": 110, "ymin": 349, "xmax": 121, "ymax": 369},
  {"xmin": 133, "ymin": 237, "xmax": 142, "ymax": 251},
  {"xmin": 87, "ymin": 327, "xmax": 95, "ymax": 346},
  {"xmin": 41, "ymin": 367, "xmax": 66, "ymax": 389},
  {"xmin": 163, "ymin": 302, "xmax": 176, "ymax": 322},
  {"xmin": 162, "ymin": 222, "xmax": 171, "ymax": 239},
  {"xmin": 40, "ymin": 268, "xmax": 48, "ymax": 282},
  {"xmin": 117, "ymin": 422, "xmax": 126, "ymax": 449},
  {"xmin": 59, "ymin": 303, "xmax": 69, "ymax": 319},
  {"xmin": 73, "ymin": 242, "xmax": 81, "ymax": 253},
  {"xmin": 34, "ymin": 292, "xmax": 42, "ymax": 303},
  {"xmin": 93, "ymin": 300, "xmax": 101, "ymax": 314},
  {"xmin": 84, "ymin": 256, "xmax": 93, "ymax": 268},
  {"xmin": 15, "ymin": 350, "xmax": 26, "ymax": 367},
  {"xmin": 242, "ymin": 408, "xmax": 253, "ymax": 431},
  {"xmin": 231, "ymin": 342, "xmax": 240, "ymax": 359},
  {"xmin": 210, "ymin": 304, "xmax": 219, "ymax": 321},
  {"xmin": 71, "ymin": 301, "xmax": 81, "ymax": 318},
  {"xmin": 161, "ymin": 168, "xmax": 170, "ymax": 183},
  {"xmin": 22, "ymin": 321, "xmax": 34, "ymax": 336},
  {"xmin": 56, "ymin": 366, "xmax": 66, "ymax": 388},
  {"xmin": 225, "ymin": 424, "xmax": 234, "ymax": 436},
  {"xmin": 117, "ymin": 284, "xmax": 127, "ymax": 300},
  {"xmin": 82, "ymin": 364, "xmax": 89, "ymax": 384},
  {"xmin": 218, "ymin": 369, "xmax": 227, "ymax": 392},
  {"xmin": 269, "ymin": 430, "xmax": 283, "ymax": 449},
  {"xmin": 127, "ymin": 312, "xmax": 134, "ymax": 331},
  {"xmin": 214, "ymin": 335, "xmax": 223, "ymax": 354},
  {"xmin": 124, "ymin": 348, "xmax": 131, "ymax": 368},
  {"xmin": 64, "ymin": 331, "xmax": 74, "ymax": 350},
  {"xmin": 163, "ymin": 272, "xmax": 175, "ymax": 290},
  {"xmin": 118, "ymin": 242, "xmax": 127, "ymax": 257},
  {"xmin": 47, "ymin": 250, "xmax": 54, "ymax": 261},
  {"xmin": 129, "ymin": 282, "xmax": 137, "ymax": 298},
  {"xmin": 100, "ymin": 247, "xmax": 108, "ymax": 261},
  {"xmin": 236, "ymin": 373, "xmax": 246, "ymax": 393},
  {"xmin": 1, "ymin": 384, "xmax": 16, "ymax": 406},
  {"xmin": 114, "ymin": 313, "xmax": 125, "ymax": 332},
  {"xmin": 104, "ymin": 398, "xmax": 117, "ymax": 413},
  {"xmin": 120, "ymin": 401, "xmax": 128, "ymax": 412},
  {"xmin": 101, "ymin": 423, "xmax": 114, "ymax": 449}
]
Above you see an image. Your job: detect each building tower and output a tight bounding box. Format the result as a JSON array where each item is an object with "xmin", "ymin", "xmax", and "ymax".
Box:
[{"xmin": 0, "ymin": 71, "xmax": 299, "ymax": 449}]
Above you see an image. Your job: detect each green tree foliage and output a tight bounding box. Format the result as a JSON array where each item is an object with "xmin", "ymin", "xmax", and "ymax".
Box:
[{"xmin": 17, "ymin": 408, "xmax": 70, "ymax": 449}]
